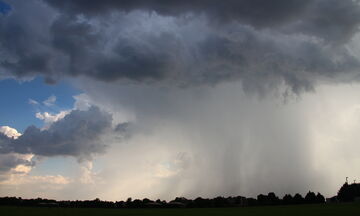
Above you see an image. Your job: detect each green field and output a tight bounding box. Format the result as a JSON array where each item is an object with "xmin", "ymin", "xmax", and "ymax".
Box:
[{"xmin": 1, "ymin": 203, "xmax": 360, "ymax": 216}]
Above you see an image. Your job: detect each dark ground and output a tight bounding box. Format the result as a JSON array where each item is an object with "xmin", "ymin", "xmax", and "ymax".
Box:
[{"xmin": 1, "ymin": 203, "xmax": 360, "ymax": 216}]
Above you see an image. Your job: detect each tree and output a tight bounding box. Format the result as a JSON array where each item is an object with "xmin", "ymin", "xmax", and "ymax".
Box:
[
  {"xmin": 282, "ymin": 194, "xmax": 293, "ymax": 205},
  {"xmin": 316, "ymin": 193, "xmax": 325, "ymax": 203},
  {"xmin": 267, "ymin": 192, "xmax": 280, "ymax": 205},
  {"xmin": 293, "ymin": 193, "xmax": 305, "ymax": 204},
  {"xmin": 305, "ymin": 191, "xmax": 317, "ymax": 204}
]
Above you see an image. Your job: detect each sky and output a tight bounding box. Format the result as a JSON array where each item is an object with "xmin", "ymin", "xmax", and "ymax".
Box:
[{"xmin": 1, "ymin": 0, "xmax": 360, "ymax": 201}]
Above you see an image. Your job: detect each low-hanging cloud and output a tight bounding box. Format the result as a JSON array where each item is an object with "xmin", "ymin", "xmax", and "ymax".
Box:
[
  {"xmin": 0, "ymin": 153, "xmax": 34, "ymax": 173},
  {"xmin": 0, "ymin": 107, "xmax": 113, "ymax": 160},
  {"xmin": 0, "ymin": 127, "xmax": 34, "ymax": 182}
]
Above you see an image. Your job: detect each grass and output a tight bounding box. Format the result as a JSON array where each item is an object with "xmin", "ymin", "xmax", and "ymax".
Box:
[{"xmin": 1, "ymin": 203, "xmax": 360, "ymax": 216}]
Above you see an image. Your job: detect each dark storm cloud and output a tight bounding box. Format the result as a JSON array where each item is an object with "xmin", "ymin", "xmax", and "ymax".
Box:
[
  {"xmin": 0, "ymin": 107, "xmax": 113, "ymax": 160},
  {"xmin": 192, "ymin": 27, "xmax": 360, "ymax": 93},
  {"xmin": 94, "ymin": 36, "xmax": 170, "ymax": 82},
  {"xmin": 44, "ymin": 0, "xmax": 360, "ymax": 42},
  {"xmin": 1, "ymin": 0, "xmax": 360, "ymax": 93},
  {"xmin": 42, "ymin": 0, "xmax": 308, "ymax": 27},
  {"xmin": 291, "ymin": 0, "xmax": 360, "ymax": 43},
  {"xmin": 50, "ymin": 15, "xmax": 100, "ymax": 77},
  {"xmin": 0, "ymin": 0, "xmax": 56, "ymax": 80}
]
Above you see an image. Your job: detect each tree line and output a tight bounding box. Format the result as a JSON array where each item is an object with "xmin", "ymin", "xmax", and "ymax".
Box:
[
  {"xmin": 0, "ymin": 192, "xmax": 325, "ymax": 208},
  {"xmin": 0, "ymin": 183, "xmax": 359, "ymax": 208}
]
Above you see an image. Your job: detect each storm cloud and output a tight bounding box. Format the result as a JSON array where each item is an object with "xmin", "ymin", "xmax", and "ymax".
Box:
[
  {"xmin": 2, "ymin": 0, "xmax": 360, "ymax": 200},
  {"xmin": 44, "ymin": 0, "xmax": 360, "ymax": 42},
  {"xmin": 0, "ymin": 107, "xmax": 113, "ymax": 160},
  {"xmin": 0, "ymin": 0, "xmax": 359, "ymax": 94}
]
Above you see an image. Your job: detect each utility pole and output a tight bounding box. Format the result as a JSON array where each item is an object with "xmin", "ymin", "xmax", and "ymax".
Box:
[{"xmin": 346, "ymin": 177, "xmax": 348, "ymax": 184}]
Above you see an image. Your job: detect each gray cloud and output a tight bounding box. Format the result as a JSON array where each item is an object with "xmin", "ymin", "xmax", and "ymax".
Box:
[
  {"xmin": 0, "ymin": 107, "xmax": 113, "ymax": 160},
  {"xmin": 44, "ymin": 0, "xmax": 311, "ymax": 24},
  {"xmin": 46, "ymin": 14, "xmax": 360, "ymax": 94},
  {"xmin": 0, "ymin": 129, "xmax": 35, "ymax": 181},
  {"xmin": 0, "ymin": 0, "xmax": 57, "ymax": 81},
  {"xmin": 0, "ymin": 153, "xmax": 35, "ymax": 173},
  {"xmin": 44, "ymin": 0, "xmax": 360, "ymax": 42},
  {"xmin": 0, "ymin": 134, "xmax": 12, "ymax": 154},
  {"xmin": 290, "ymin": 0, "xmax": 360, "ymax": 43},
  {"xmin": 0, "ymin": 0, "xmax": 360, "ymax": 94}
]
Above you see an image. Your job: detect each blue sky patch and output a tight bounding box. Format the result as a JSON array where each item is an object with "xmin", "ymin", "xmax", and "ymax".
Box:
[
  {"xmin": 0, "ymin": 76, "xmax": 80, "ymax": 132},
  {"xmin": 0, "ymin": 1, "xmax": 11, "ymax": 15}
]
